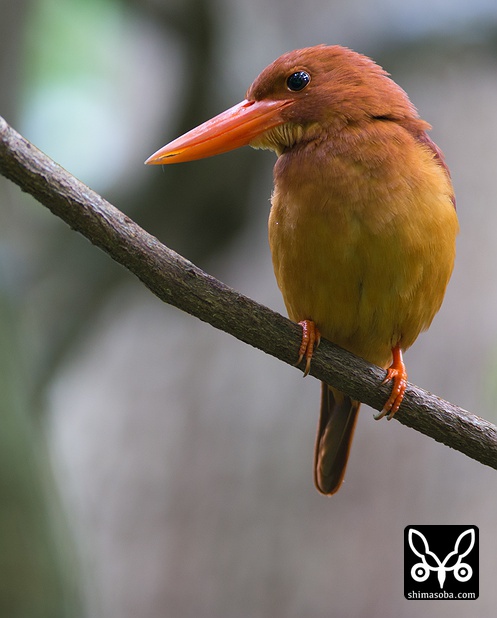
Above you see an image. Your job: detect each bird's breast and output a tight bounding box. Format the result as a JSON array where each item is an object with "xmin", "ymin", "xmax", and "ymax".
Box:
[{"xmin": 268, "ymin": 125, "xmax": 458, "ymax": 367}]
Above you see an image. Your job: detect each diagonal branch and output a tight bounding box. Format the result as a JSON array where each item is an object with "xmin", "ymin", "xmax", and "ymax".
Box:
[{"xmin": 1, "ymin": 114, "xmax": 496, "ymax": 471}]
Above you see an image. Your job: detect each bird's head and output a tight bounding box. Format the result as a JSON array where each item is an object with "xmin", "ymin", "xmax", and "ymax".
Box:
[{"xmin": 145, "ymin": 45, "xmax": 420, "ymax": 164}]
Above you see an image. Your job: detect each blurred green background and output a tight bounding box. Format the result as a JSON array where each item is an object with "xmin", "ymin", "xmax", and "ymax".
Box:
[{"xmin": 2, "ymin": 0, "xmax": 497, "ymax": 616}]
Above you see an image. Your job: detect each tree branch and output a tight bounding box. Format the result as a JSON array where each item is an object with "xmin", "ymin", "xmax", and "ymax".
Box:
[{"xmin": 1, "ymin": 114, "xmax": 496, "ymax": 471}]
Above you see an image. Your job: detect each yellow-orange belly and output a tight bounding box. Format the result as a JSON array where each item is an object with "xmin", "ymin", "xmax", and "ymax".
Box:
[{"xmin": 268, "ymin": 133, "xmax": 458, "ymax": 368}]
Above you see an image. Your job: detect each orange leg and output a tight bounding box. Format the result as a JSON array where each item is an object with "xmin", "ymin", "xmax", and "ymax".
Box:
[
  {"xmin": 374, "ymin": 345, "xmax": 407, "ymax": 421},
  {"xmin": 296, "ymin": 320, "xmax": 321, "ymax": 377}
]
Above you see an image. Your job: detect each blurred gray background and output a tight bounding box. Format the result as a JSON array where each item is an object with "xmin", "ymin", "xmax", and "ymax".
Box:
[{"xmin": 1, "ymin": 0, "xmax": 497, "ymax": 616}]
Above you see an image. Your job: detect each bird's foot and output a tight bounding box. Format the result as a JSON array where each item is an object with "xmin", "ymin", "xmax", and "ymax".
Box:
[
  {"xmin": 296, "ymin": 320, "xmax": 321, "ymax": 377},
  {"xmin": 374, "ymin": 345, "xmax": 407, "ymax": 420}
]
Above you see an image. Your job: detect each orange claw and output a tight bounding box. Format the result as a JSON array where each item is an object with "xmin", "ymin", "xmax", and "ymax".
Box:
[
  {"xmin": 296, "ymin": 320, "xmax": 321, "ymax": 377},
  {"xmin": 374, "ymin": 345, "xmax": 407, "ymax": 420}
]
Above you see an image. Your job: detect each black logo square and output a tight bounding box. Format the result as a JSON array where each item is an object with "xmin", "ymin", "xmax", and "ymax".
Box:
[{"xmin": 404, "ymin": 525, "xmax": 478, "ymax": 600}]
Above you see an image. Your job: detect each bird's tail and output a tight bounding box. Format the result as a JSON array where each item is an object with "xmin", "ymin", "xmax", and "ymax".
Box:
[{"xmin": 314, "ymin": 383, "xmax": 360, "ymax": 495}]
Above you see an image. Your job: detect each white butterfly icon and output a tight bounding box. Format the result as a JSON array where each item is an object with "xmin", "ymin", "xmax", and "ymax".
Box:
[{"xmin": 408, "ymin": 528, "xmax": 475, "ymax": 589}]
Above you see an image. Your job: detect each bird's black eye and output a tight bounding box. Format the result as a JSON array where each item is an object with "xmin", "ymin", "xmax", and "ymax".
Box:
[{"xmin": 286, "ymin": 71, "xmax": 310, "ymax": 92}]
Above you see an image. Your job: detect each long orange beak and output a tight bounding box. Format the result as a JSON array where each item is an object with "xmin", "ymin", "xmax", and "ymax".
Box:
[{"xmin": 145, "ymin": 98, "xmax": 293, "ymax": 165}]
